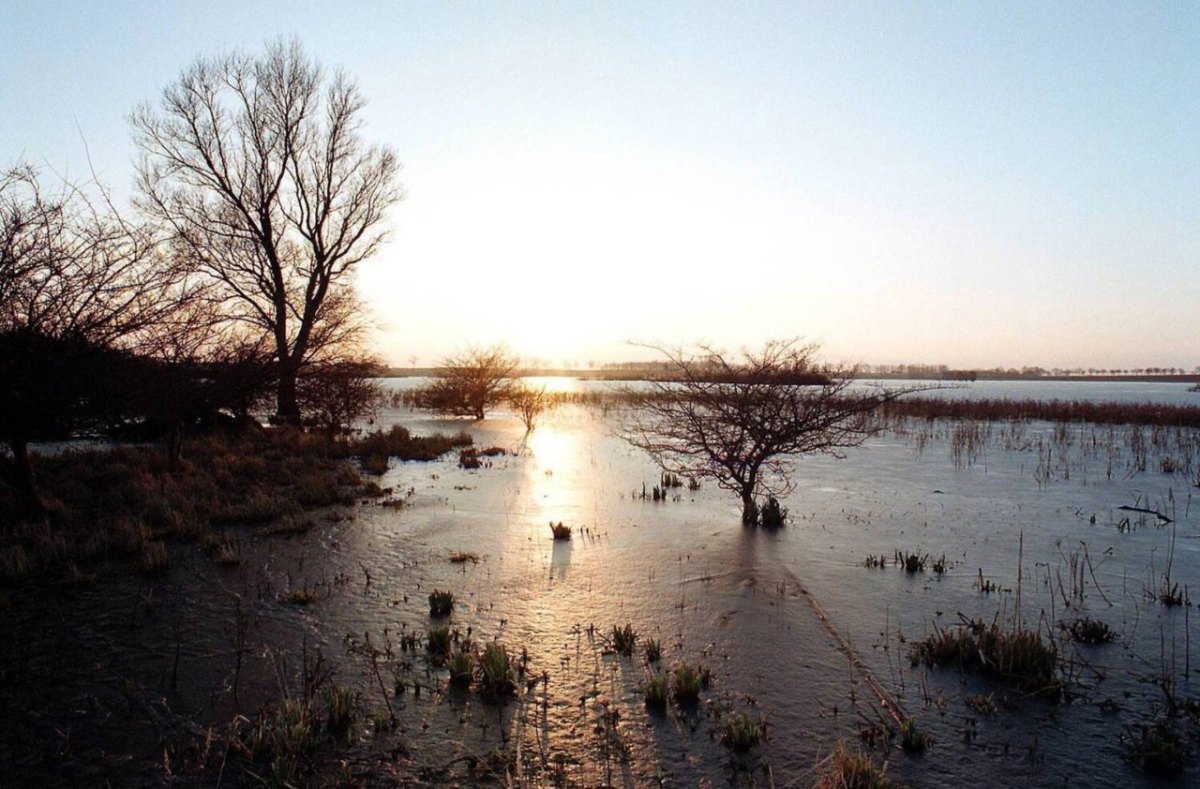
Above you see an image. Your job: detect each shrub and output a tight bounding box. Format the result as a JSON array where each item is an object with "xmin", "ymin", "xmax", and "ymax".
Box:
[{"xmin": 759, "ymin": 496, "xmax": 787, "ymax": 529}]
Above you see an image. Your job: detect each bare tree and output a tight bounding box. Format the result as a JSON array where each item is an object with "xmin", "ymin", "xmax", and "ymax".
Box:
[
  {"xmin": 508, "ymin": 382, "xmax": 550, "ymax": 432},
  {"xmin": 622, "ymin": 339, "xmax": 924, "ymax": 525},
  {"xmin": 0, "ymin": 165, "xmax": 187, "ymax": 513},
  {"xmin": 417, "ymin": 345, "xmax": 519, "ymax": 420},
  {"xmin": 131, "ymin": 39, "xmax": 401, "ymax": 423}
]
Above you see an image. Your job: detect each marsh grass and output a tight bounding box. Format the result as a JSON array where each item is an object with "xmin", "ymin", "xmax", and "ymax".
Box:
[
  {"xmin": 448, "ymin": 649, "xmax": 475, "ymax": 687},
  {"xmin": 899, "ymin": 718, "xmax": 932, "ymax": 754},
  {"xmin": 671, "ymin": 663, "xmax": 709, "ymax": 705},
  {"xmin": 643, "ymin": 638, "xmax": 662, "ymax": 663},
  {"xmin": 1065, "ymin": 617, "xmax": 1116, "ymax": 645},
  {"xmin": 137, "ymin": 540, "xmax": 170, "ymax": 575},
  {"xmin": 428, "ymin": 589, "xmax": 454, "ymax": 617},
  {"xmin": 895, "ymin": 551, "xmax": 928, "ymax": 573},
  {"xmin": 814, "ymin": 741, "xmax": 892, "ymax": 788},
  {"xmin": 759, "ymin": 496, "xmax": 787, "ymax": 529},
  {"xmin": 1124, "ymin": 720, "xmax": 1187, "ymax": 777},
  {"xmin": 720, "ymin": 712, "xmax": 765, "ymax": 752},
  {"xmin": 323, "ymin": 684, "xmax": 356, "ymax": 733},
  {"xmin": 910, "ymin": 617, "xmax": 1060, "ymax": 694},
  {"xmin": 0, "ymin": 426, "xmax": 468, "ymax": 583},
  {"xmin": 610, "ymin": 623, "xmax": 637, "ymax": 656},
  {"xmin": 643, "ymin": 674, "xmax": 669, "ymax": 711},
  {"xmin": 549, "ymin": 521, "xmax": 572, "ymax": 541},
  {"xmin": 426, "ymin": 626, "xmax": 453, "ymax": 662},
  {"xmin": 479, "ymin": 642, "xmax": 516, "ymax": 701},
  {"xmin": 239, "ymin": 697, "xmax": 321, "ymax": 784}
]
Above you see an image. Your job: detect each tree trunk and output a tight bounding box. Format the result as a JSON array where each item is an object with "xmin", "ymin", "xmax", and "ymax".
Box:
[
  {"xmin": 166, "ymin": 422, "xmax": 184, "ymax": 472},
  {"xmin": 1, "ymin": 439, "xmax": 45, "ymax": 518},
  {"xmin": 275, "ymin": 368, "xmax": 302, "ymax": 425},
  {"xmin": 741, "ymin": 490, "xmax": 758, "ymax": 526}
]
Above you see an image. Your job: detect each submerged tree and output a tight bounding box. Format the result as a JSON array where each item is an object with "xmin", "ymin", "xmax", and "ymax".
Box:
[
  {"xmin": 131, "ymin": 39, "xmax": 401, "ymax": 424},
  {"xmin": 416, "ymin": 345, "xmax": 519, "ymax": 420},
  {"xmin": 508, "ymin": 382, "xmax": 550, "ymax": 432},
  {"xmin": 622, "ymin": 339, "xmax": 923, "ymax": 525}
]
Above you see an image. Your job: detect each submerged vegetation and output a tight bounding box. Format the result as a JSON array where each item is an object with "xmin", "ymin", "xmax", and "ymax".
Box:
[
  {"xmin": 910, "ymin": 617, "xmax": 1060, "ymax": 694},
  {"xmin": 0, "ymin": 426, "xmax": 470, "ymax": 583}
]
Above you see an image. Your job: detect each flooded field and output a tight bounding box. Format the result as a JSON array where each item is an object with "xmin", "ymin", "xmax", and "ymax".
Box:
[{"xmin": 4, "ymin": 380, "xmax": 1200, "ymax": 786}]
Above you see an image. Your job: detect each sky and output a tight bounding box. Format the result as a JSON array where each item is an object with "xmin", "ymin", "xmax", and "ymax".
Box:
[{"xmin": 3, "ymin": 1, "xmax": 1198, "ymax": 370}]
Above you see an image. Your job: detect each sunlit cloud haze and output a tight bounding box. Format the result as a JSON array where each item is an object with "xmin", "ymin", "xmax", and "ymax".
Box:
[{"xmin": 4, "ymin": 1, "xmax": 1197, "ymax": 370}]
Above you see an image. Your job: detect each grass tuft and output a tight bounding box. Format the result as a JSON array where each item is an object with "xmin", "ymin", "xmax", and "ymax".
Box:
[
  {"xmin": 721, "ymin": 712, "xmax": 765, "ymax": 752},
  {"xmin": 428, "ymin": 589, "xmax": 454, "ymax": 617},
  {"xmin": 610, "ymin": 623, "xmax": 637, "ymax": 656},
  {"xmin": 813, "ymin": 741, "xmax": 892, "ymax": 789},
  {"xmin": 479, "ymin": 641, "xmax": 516, "ymax": 702},
  {"xmin": 909, "ymin": 617, "xmax": 1060, "ymax": 694}
]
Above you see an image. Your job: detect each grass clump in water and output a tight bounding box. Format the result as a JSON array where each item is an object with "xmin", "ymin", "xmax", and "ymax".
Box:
[
  {"xmin": 759, "ymin": 496, "xmax": 787, "ymax": 529},
  {"xmin": 323, "ymin": 684, "xmax": 356, "ymax": 733},
  {"xmin": 426, "ymin": 625, "xmax": 453, "ymax": 663},
  {"xmin": 643, "ymin": 638, "xmax": 662, "ymax": 663},
  {"xmin": 1124, "ymin": 720, "xmax": 1187, "ymax": 777},
  {"xmin": 428, "ymin": 589, "xmax": 454, "ymax": 617},
  {"xmin": 479, "ymin": 641, "xmax": 516, "ymax": 702},
  {"xmin": 895, "ymin": 550, "xmax": 928, "ymax": 573},
  {"xmin": 671, "ymin": 663, "xmax": 709, "ymax": 705},
  {"xmin": 1065, "ymin": 616, "xmax": 1116, "ymax": 645},
  {"xmin": 813, "ymin": 741, "xmax": 891, "ymax": 788},
  {"xmin": 720, "ymin": 712, "xmax": 766, "ymax": 752},
  {"xmin": 448, "ymin": 649, "xmax": 475, "ymax": 687},
  {"xmin": 610, "ymin": 623, "xmax": 637, "ymax": 656},
  {"xmin": 909, "ymin": 617, "xmax": 1060, "ymax": 694},
  {"xmin": 549, "ymin": 521, "xmax": 572, "ymax": 540},
  {"xmin": 899, "ymin": 718, "xmax": 932, "ymax": 754},
  {"xmin": 643, "ymin": 674, "xmax": 669, "ymax": 711}
]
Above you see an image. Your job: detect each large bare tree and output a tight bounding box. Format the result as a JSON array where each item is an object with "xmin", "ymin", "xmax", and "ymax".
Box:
[
  {"xmin": 131, "ymin": 39, "xmax": 401, "ymax": 423},
  {"xmin": 622, "ymin": 339, "xmax": 925, "ymax": 525}
]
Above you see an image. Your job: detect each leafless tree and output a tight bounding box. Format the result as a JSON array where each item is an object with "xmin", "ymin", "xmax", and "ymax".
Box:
[
  {"xmin": 509, "ymin": 382, "xmax": 550, "ymax": 432},
  {"xmin": 417, "ymin": 345, "xmax": 519, "ymax": 420},
  {"xmin": 0, "ymin": 164, "xmax": 190, "ymax": 513},
  {"xmin": 131, "ymin": 39, "xmax": 401, "ymax": 423},
  {"xmin": 622, "ymin": 339, "xmax": 926, "ymax": 525}
]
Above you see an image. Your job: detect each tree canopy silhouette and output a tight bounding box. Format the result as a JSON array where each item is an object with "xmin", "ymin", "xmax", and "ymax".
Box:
[
  {"xmin": 622, "ymin": 339, "xmax": 926, "ymax": 525},
  {"xmin": 132, "ymin": 39, "xmax": 401, "ymax": 424}
]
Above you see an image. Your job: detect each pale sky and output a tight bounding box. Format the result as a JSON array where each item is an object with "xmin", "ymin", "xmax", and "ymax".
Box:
[{"xmin": 4, "ymin": 1, "xmax": 1198, "ymax": 370}]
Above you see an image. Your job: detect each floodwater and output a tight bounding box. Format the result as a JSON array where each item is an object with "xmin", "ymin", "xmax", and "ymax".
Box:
[{"xmin": 4, "ymin": 379, "xmax": 1199, "ymax": 786}]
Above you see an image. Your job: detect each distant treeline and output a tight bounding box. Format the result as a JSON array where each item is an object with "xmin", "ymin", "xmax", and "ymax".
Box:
[
  {"xmin": 879, "ymin": 397, "xmax": 1200, "ymax": 429},
  {"xmin": 382, "ymin": 365, "xmax": 1200, "ymax": 384}
]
